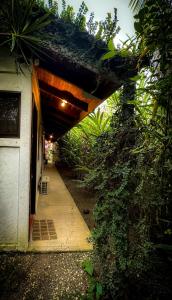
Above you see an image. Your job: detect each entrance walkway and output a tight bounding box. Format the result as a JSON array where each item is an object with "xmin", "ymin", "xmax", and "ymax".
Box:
[{"xmin": 29, "ymin": 165, "xmax": 92, "ymax": 252}]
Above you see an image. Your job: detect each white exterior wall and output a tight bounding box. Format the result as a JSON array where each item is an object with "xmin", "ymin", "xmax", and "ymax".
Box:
[{"xmin": 0, "ymin": 51, "xmax": 32, "ymax": 250}]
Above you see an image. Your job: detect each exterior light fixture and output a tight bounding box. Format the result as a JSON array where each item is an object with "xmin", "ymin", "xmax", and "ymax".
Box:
[
  {"xmin": 50, "ymin": 134, "xmax": 53, "ymax": 139},
  {"xmin": 61, "ymin": 100, "xmax": 67, "ymax": 107}
]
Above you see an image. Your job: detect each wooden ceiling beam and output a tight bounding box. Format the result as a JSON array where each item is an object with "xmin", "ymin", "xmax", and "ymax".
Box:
[
  {"xmin": 35, "ymin": 66, "xmax": 105, "ymax": 135},
  {"xmin": 42, "ymin": 104, "xmax": 77, "ymax": 123},
  {"xmin": 41, "ymin": 96, "xmax": 79, "ymax": 119},
  {"xmin": 36, "ymin": 66, "xmax": 100, "ymax": 104},
  {"xmin": 40, "ymin": 88, "xmax": 81, "ymax": 113},
  {"xmin": 39, "ymin": 81, "xmax": 88, "ymax": 112}
]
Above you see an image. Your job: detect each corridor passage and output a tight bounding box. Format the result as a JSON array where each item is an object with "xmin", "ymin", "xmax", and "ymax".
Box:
[{"xmin": 29, "ymin": 165, "xmax": 92, "ymax": 252}]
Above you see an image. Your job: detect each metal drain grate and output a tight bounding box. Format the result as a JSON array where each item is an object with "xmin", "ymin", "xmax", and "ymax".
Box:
[{"xmin": 32, "ymin": 219, "xmax": 57, "ymax": 241}]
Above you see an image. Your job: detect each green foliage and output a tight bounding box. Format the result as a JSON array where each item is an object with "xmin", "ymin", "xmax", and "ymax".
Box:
[
  {"xmin": 129, "ymin": 0, "xmax": 144, "ymax": 12},
  {"xmin": 78, "ymin": 108, "xmax": 111, "ymax": 139},
  {"xmin": 82, "ymin": 260, "xmax": 103, "ymax": 300},
  {"xmin": 0, "ymin": 0, "xmax": 54, "ymax": 65},
  {"xmin": 59, "ymin": 107, "xmax": 112, "ymax": 174},
  {"xmin": 85, "ymin": 99, "xmax": 149, "ymax": 298},
  {"xmin": 87, "ymin": 12, "xmax": 98, "ymax": 36},
  {"xmin": 60, "ymin": 0, "xmax": 75, "ymax": 23},
  {"xmin": 101, "ymin": 39, "xmax": 116, "ymax": 60},
  {"xmin": 74, "ymin": 1, "xmax": 88, "ymax": 31},
  {"xmin": 58, "ymin": 1, "xmax": 120, "ymax": 43},
  {"xmin": 98, "ymin": 8, "xmax": 120, "ymax": 44},
  {"xmin": 82, "ymin": 259, "xmax": 94, "ymax": 276},
  {"xmin": 89, "ymin": 1, "xmax": 172, "ymax": 298},
  {"xmin": 101, "ymin": 35, "xmax": 140, "ymax": 61},
  {"xmin": 0, "ymin": 0, "xmax": 120, "ymax": 66},
  {"xmin": 59, "ymin": 2, "xmax": 172, "ymax": 299}
]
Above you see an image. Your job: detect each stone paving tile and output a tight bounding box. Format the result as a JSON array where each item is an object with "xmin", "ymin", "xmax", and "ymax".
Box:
[{"xmin": 29, "ymin": 165, "xmax": 92, "ymax": 252}]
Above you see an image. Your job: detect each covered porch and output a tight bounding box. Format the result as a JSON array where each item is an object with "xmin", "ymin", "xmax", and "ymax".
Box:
[
  {"xmin": 29, "ymin": 164, "xmax": 92, "ymax": 252},
  {"xmin": 29, "ymin": 26, "xmax": 138, "ymax": 251},
  {"xmin": 0, "ymin": 2, "xmax": 139, "ymax": 252}
]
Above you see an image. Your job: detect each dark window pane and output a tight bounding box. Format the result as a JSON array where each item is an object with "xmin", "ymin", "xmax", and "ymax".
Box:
[{"xmin": 0, "ymin": 92, "xmax": 20, "ymax": 137}]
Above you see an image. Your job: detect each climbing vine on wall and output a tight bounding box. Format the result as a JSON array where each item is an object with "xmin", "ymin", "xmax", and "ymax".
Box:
[
  {"xmin": 59, "ymin": 1, "xmax": 172, "ymax": 299},
  {"xmin": 86, "ymin": 1, "xmax": 172, "ymax": 299}
]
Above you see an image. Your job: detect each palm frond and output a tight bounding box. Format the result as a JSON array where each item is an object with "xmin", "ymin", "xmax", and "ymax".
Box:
[
  {"xmin": 0, "ymin": 0, "xmax": 53, "ymax": 65},
  {"xmin": 129, "ymin": 0, "xmax": 145, "ymax": 12}
]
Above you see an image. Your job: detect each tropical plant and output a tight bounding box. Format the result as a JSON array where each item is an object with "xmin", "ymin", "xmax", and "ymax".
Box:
[
  {"xmin": 59, "ymin": 0, "xmax": 120, "ymax": 43},
  {"xmin": 129, "ymin": 0, "xmax": 145, "ymax": 12},
  {"xmin": 77, "ymin": 108, "xmax": 111, "ymax": 140},
  {"xmin": 0, "ymin": 0, "xmax": 54, "ymax": 65},
  {"xmin": 0, "ymin": 0, "xmax": 121, "ymax": 67},
  {"xmin": 58, "ymin": 97, "xmax": 119, "ymax": 173},
  {"xmin": 82, "ymin": 259, "xmax": 103, "ymax": 300},
  {"xmin": 101, "ymin": 34, "xmax": 140, "ymax": 62},
  {"xmin": 85, "ymin": 1, "xmax": 172, "ymax": 299},
  {"xmin": 59, "ymin": 1, "xmax": 172, "ymax": 299}
]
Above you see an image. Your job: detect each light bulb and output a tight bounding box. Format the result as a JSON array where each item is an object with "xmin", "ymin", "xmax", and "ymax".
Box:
[{"xmin": 61, "ymin": 100, "xmax": 67, "ymax": 107}]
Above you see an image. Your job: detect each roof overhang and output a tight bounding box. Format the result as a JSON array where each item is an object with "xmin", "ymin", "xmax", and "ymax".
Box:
[
  {"xmin": 36, "ymin": 66, "xmax": 102, "ymax": 139},
  {"xmin": 35, "ymin": 21, "xmax": 138, "ymax": 139}
]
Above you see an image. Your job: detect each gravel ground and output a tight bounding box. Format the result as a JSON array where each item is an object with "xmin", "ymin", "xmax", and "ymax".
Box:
[{"xmin": 0, "ymin": 252, "xmax": 92, "ymax": 300}]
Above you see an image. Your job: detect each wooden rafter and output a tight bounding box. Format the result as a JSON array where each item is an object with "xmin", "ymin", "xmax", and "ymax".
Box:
[
  {"xmin": 41, "ymin": 97, "xmax": 79, "ymax": 120},
  {"xmin": 39, "ymin": 82, "xmax": 88, "ymax": 112},
  {"xmin": 36, "ymin": 66, "xmax": 101, "ymax": 103},
  {"xmin": 35, "ymin": 66, "xmax": 105, "ymax": 137}
]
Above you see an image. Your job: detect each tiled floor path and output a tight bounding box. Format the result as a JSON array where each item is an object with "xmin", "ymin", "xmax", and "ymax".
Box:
[{"xmin": 29, "ymin": 165, "xmax": 92, "ymax": 251}]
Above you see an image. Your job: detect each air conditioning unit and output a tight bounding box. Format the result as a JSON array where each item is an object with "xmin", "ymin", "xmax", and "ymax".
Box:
[{"xmin": 40, "ymin": 176, "xmax": 50, "ymax": 195}]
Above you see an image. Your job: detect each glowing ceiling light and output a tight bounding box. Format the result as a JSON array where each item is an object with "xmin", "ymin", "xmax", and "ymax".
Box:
[
  {"xmin": 50, "ymin": 134, "xmax": 53, "ymax": 139},
  {"xmin": 61, "ymin": 100, "xmax": 67, "ymax": 107}
]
